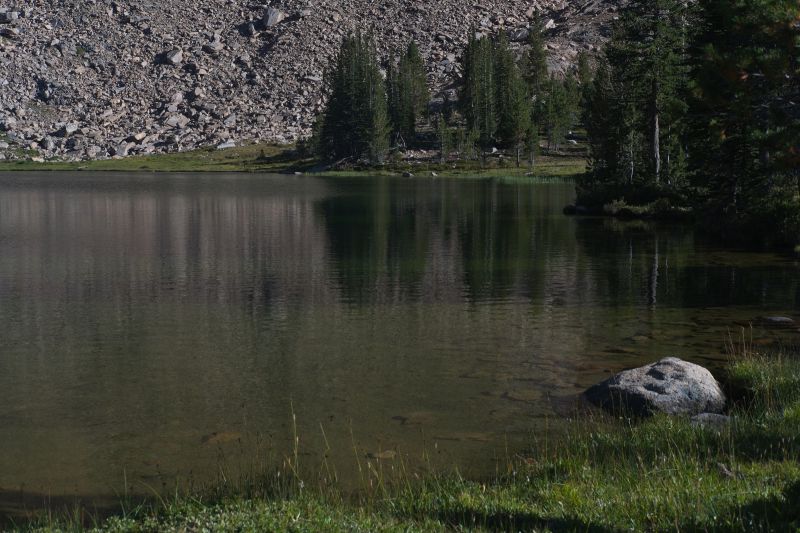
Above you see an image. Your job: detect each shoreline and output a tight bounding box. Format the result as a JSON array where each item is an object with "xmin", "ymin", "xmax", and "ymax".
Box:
[
  {"xmin": 7, "ymin": 343, "xmax": 800, "ymax": 532},
  {"xmin": 0, "ymin": 143, "xmax": 587, "ymax": 179}
]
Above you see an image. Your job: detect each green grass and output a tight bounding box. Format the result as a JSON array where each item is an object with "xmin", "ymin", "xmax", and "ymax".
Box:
[
  {"xmin": 12, "ymin": 342, "xmax": 800, "ymax": 532},
  {"xmin": 0, "ymin": 142, "xmax": 586, "ymax": 179},
  {"xmin": 0, "ymin": 144, "xmax": 301, "ymax": 173}
]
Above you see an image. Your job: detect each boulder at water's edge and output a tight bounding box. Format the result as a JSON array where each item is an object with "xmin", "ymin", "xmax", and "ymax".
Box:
[{"xmin": 584, "ymin": 357, "xmax": 726, "ymax": 417}]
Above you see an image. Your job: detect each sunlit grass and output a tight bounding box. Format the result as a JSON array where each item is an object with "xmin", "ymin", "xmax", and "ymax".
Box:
[{"xmin": 0, "ymin": 143, "xmax": 586, "ymax": 180}]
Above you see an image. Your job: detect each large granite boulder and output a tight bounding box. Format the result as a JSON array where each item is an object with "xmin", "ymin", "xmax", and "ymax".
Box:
[{"xmin": 585, "ymin": 357, "xmax": 726, "ymax": 417}]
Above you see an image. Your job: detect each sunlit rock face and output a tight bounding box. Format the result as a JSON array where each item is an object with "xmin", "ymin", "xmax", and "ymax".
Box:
[
  {"xmin": 0, "ymin": 0, "xmax": 624, "ymax": 160},
  {"xmin": 585, "ymin": 357, "xmax": 727, "ymax": 417}
]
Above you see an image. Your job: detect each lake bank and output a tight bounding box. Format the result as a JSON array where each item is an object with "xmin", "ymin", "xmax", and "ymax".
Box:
[
  {"xmin": 0, "ymin": 143, "xmax": 587, "ymax": 179},
  {"xmin": 13, "ymin": 343, "xmax": 800, "ymax": 532}
]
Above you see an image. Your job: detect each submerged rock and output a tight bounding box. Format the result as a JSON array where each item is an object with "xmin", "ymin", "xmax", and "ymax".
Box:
[{"xmin": 584, "ymin": 357, "xmax": 726, "ymax": 417}]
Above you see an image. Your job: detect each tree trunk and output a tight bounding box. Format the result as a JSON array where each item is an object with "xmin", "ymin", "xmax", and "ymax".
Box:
[
  {"xmin": 652, "ymin": 77, "xmax": 661, "ymax": 184},
  {"xmin": 629, "ymin": 140, "xmax": 635, "ymax": 185},
  {"xmin": 516, "ymin": 144, "xmax": 521, "ymax": 167},
  {"xmin": 653, "ymin": 112, "xmax": 661, "ymax": 183}
]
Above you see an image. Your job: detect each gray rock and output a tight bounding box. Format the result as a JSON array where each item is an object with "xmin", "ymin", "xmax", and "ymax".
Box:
[
  {"xmin": 203, "ymin": 40, "xmax": 224, "ymax": 54},
  {"xmin": 508, "ymin": 28, "xmax": 530, "ymax": 42},
  {"xmin": 57, "ymin": 123, "xmax": 79, "ymax": 137},
  {"xmin": 1, "ymin": 116, "xmax": 17, "ymax": 131},
  {"xmin": 86, "ymin": 145, "xmax": 103, "ymax": 158},
  {"xmin": 584, "ymin": 357, "xmax": 726, "ymax": 417},
  {"xmin": 216, "ymin": 140, "xmax": 236, "ymax": 150},
  {"xmin": 0, "ymin": 11, "xmax": 20, "ymax": 24},
  {"xmin": 264, "ymin": 7, "xmax": 286, "ymax": 27},
  {"xmin": 0, "ymin": 141, "xmax": 9, "ymax": 149},
  {"xmin": 112, "ymin": 142, "xmax": 135, "ymax": 157},
  {"xmin": 165, "ymin": 48, "xmax": 183, "ymax": 65},
  {"xmin": 0, "ymin": 0, "xmax": 620, "ymax": 159},
  {"xmin": 0, "ymin": 27, "xmax": 20, "ymax": 38},
  {"xmin": 40, "ymin": 137, "xmax": 56, "ymax": 151},
  {"xmin": 165, "ymin": 114, "xmax": 190, "ymax": 129},
  {"xmin": 223, "ymin": 114, "xmax": 237, "ymax": 127}
]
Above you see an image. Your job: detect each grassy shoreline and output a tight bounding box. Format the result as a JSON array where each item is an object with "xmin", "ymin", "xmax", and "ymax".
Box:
[
  {"xmin": 0, "ymin": 143, "xmax": 586, "ymax": 179},
  {"xmin": 13, "ymin": 341, "xmax": 800, "ymax": 532}
]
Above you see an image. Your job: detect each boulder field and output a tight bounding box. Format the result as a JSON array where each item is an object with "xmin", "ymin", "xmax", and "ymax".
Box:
[{"xmin": 0, "ymin": 0, "xmax": 623, "ymax": 161}]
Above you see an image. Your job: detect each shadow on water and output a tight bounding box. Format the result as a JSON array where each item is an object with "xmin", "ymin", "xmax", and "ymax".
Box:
[{"xmin": 0, "ymin": 488, "xmax": 136, "ymax": 528}]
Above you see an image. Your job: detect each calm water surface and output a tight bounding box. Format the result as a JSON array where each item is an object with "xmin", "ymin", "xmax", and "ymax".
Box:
[{"xmin": 0, "ymin": 172, "xmax": 798, "ymax": 507}]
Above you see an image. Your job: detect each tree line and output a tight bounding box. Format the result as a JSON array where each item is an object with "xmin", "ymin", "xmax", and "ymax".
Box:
[
  {"xmin": 311, "ymin": 18, "xmax": 584, "ymax": 168},
  {"xmin": 582, "ymin": 0, "xmax": 799, "ymax": 245},
  {"xmin": 310, "ymin": 0, "xmax": 798, "ymax": 245}
]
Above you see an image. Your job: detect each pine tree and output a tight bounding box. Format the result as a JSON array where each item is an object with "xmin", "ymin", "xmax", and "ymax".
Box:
[
  {"xmin": 524, "ymin": 14, "xmax": 549, "ymax": 98},
  {"xmin": 583, "ymin": 0, "xmax": 691, "ymax": 188},
  {"xmin": 526, "ymin": 121, "xmax": 540, "ymax": 170},
  {"xmin": 542, "ymin": 76, "xmax": 570, "ymax": 151},
  {"xmin": 576, "ymin": 51, "xmax": 593, "ymax": 88},
  {"xmin": 576, "ymin": 51, "xmax": 594, "ymax": 127},
  {"xmin": 524, "ymin": 14, "xmax": 549, "ymax": 132},
  {"xmin": 314, "ymin": 32, "xmax": 390, "ymax": 163},
  {"xmin": 461, "ymin": 33, "xmax": 497, "ymax": 153},
  {"xmin": 494, "ymin": 33, "xmax": 532, "ymax": 165},
  {"xmin": 436, "ymin": 113, "xmax": 452, "ymax": 164},
  {"xmin": 386, "ymin": 57, "xmax": 403, "ymax": 147},
  {"xmin": 688, "ymin": 0, "xmax": 800, "ymax": 240},
  {"xmin": 396, "ymin": 41, "xmax": 430, "ymax": 143},
  {"xmin": 605, "ymin": 0, "xmax": 692, "ymax": 186},
  {"xmin": 584, "ymin": 57, "xmax": 614, "ymax": 183}
]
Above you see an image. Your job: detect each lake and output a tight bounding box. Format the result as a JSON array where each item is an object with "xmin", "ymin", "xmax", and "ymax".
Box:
[{"xmin": 0, "ymin": 172, "xmax": 798, "ymax": 510}]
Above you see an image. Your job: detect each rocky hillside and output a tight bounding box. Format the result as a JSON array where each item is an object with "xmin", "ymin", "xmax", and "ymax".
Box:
[{"xmin": 0, "ymin": 0, "xmax": 621, "ymax": 161}]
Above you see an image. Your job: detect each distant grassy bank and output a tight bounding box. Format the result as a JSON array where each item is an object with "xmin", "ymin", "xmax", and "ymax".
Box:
[
  {"xmin": 14, "ymin": 341, "xmax": 800, "ymax": 532},
  {"xmin": 0, "ymin": 143, "xmax": 586, "ymax": 179}
]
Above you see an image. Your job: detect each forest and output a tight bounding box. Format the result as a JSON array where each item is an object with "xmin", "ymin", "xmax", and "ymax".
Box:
[{"xmin": 313, "ymin": 0, "xmax": 799, "ymax": 247}]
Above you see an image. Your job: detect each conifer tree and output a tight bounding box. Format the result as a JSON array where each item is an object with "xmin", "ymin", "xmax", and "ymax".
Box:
[
  {"xmin": 526, "ymin": 121, "xmax": 540, "ymax": 170},
  {"xmin": 494, "ymin": 34, "xmax": 532, "ymax": 166},
  {"xmin": 461, "ymin": 33, "xmax": 497, "ymax": 153},
  {"xmin": 606, "ymin": 0, "xmax": 691, "ymax": 185},
  {"xmin": 524, "ymin": 15, "xmax": 549, "ymax": 99},
  {"xmin": 386, "ymin": 58, "xmax": 403, "ymax": 147},
  {"xmin": 688, "ymin": 0, "xmax": 799, "ymax": 237},
  {"xmin": 395, "ymin": 41, "xmax": 430, "ymax": 143},
  {"xmin": 584, "ymin": 57, "xmax": 614, "ymax": 183},
  {"xmin": 543, "ymin": 76, "xmax": 570, "ymax": 151},
  {"xmin": 576, "ymin": 51, "xmax": 594, "ymax": 126},
  {"xmin": 436, "ymin": 113, "xmax": 452, "ymax": 164},
  {"xmin": 583, "ymin": 0, "xmax": 691, "ymax": 187},
  {"xmin": 576, "ymin": 51, "xmax": 593, "ymax": 88},
  {"xmin": 315, "ymin": 32, "xmax": 390, "ymax": 163}
]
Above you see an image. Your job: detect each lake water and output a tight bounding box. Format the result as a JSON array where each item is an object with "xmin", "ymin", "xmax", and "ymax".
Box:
[{"xmin": 0, "ymin": 172, "xmax": 798, "ymax": 511}]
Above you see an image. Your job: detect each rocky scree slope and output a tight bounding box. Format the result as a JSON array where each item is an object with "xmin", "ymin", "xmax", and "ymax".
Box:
[{"xmin": 0, "ymin": 0, "xmax": 621, "ymax": 161}]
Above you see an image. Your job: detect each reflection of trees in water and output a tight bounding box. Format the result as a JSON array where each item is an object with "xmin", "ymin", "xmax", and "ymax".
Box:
[
  {"xmin": 319, "ymin": 178, "xmax": 578, "ymax": 304},
  {"xmin": 1, "ymin": 176, "xmax": 798, "ymax": 497},
  {"xmin": 572, "ymin": 218, "xmax": 800, "ymax": 309}
]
